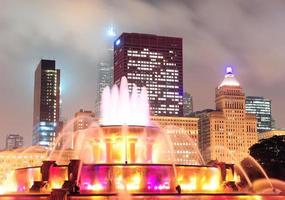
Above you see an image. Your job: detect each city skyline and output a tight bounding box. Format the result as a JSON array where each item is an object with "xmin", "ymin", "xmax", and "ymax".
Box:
[{"xmin": 1, "ymin": 0, "xmax": 285, "ymax": 148}]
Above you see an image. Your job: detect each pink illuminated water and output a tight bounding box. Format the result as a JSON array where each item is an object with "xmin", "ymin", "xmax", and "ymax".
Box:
[
  {"xmin": 1, "ymin": 194, "xmax": 285, "ymax": 200},
  {"xmin": 101, "ymin": 77, "xmax": 150, "ymax": 126}
]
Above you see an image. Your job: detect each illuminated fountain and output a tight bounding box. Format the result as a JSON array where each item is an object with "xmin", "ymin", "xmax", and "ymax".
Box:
[
  {"xmin": 2, "ymin": 77, "xmax": 284, "ymax": 199},
  {"xmin": 101, "ymin": 76, "xmax": 150, "ymax": 126}
]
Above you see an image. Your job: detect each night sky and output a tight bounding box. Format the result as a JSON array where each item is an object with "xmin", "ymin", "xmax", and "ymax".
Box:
[{"xmin": 0, "ymin": 0, "xmax": 285, "ymax": 148}]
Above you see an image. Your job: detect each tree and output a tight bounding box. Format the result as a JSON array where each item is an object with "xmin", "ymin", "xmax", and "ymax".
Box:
[{"xmin": 248, "ymin": 135, "xmax": 285, "ymax": 181}]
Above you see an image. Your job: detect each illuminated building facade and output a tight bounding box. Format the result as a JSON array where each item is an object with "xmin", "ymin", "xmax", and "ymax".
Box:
[
  {"xmin": 151, "ymin": 116, "xmax": 199, "ymax": 164},
  {"xmin": 195, "ymin": 67, "xmax": 258, "ymax": 163},
  {"xmin": 0, "ymin": 146, "xmax": 75, "ymax": 183},
  {"xmin": 74, "ymin": 109, "xmax": 96, "ymax": 132},
  {"xmin": 0, "ymin": 146, "xmax": 47, "ymax": 183},
  {"xmin": 33, "ymin": 59, "xmax": 61, "ymax": 147},
  {"xmin": 114, "ymin": 33, "xmax": 183, "ymax": 116},
  {"xmin": 5, "ymin": 134, "xmax": 23, "ymax": 150},
  {"xmin": 258, "ymin": 129, "xmax": 285, "ymax": 140},
  {"xmin": 246, "ymin": 96, "xmax": 272, "ymax": 133},
  {"xmin": 72, "ymin": 109, "xmax": 96, "ymax": 150},
  {"xmin": 183, "ymin": 92, "xmax": 193, "ymax": 116}
]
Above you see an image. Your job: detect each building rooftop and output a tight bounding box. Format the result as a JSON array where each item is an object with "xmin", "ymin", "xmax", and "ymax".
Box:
[
  {"xmin": 0, "ymin": 145, "xmax": 47, "ymax": 154},
  {"xmin": 218, "ymin": 66, "xmax": 240, "ymax": 88}
]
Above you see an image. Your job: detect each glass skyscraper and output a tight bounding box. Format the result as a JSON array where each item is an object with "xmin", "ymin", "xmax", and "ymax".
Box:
[
  {"xmin": 183, "ymin": 92, "xmax": 193, "ymax": 116},
  {"xmin": 246, "ymin": 96, "xmax": 272, "ymax": 133},
  {"xmin": 33, "ymin": 59, "xmax": 61, "ymax": 147},
  {"xmin": 114, "ymin": 33, "xmax": 183, "ymax": 116},
  {"xmin": 95, "ymin": 61, "xmax": 113, "ymax": 117},
  {"xmin": 95, "ymin": 27, "xmax": 115, "ymax": 117}
]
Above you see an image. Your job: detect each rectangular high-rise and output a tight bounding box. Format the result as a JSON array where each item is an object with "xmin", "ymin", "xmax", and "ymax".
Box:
[
  {"xmin": 5, "ymin": 134, "xmax": 24, "ymax": 150},
  {"xmin": 114, "ymin": 33, "xmax": 183, "ymax": 116},
  {"xmin": 95, "ymin": 62, "xmax": 113, "ymax": 117},
  {"xmin": 33, "ymin": 59, "xmax": 60, "ymax": 147},
  {"xmin": 246, "ymin": 96, "xmax": 272, "ymax": 133},
  {"xmin": 183, "ymin": 92, "xmax": 193, "ymax": 116},
  {"xmin": 95, "ymin": 34, "xmax": 115, "ymax": 117}
]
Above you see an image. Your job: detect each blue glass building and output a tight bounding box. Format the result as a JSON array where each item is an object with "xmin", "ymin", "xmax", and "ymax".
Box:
[{"xmin": 246, "ymin": 96, "xmax": 272, "ymax": 133}]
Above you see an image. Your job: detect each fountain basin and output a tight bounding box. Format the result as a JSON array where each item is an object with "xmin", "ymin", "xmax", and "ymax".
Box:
[{"xmin": 14, "ymin": 162, "xmax": 226, "ymax": 194}]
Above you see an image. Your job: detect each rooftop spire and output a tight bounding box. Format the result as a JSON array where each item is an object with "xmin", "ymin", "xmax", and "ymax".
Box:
[
  {"xmin": 218, "ymin": 66, "xmax": 240, "ymax": 88},
  {"xmin": 226, "ymin": 66, "xmax": 233, "ymax": 74}
]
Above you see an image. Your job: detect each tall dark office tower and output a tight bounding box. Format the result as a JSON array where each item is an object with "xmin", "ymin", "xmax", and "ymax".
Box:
[
  {"xmin": 114, "ymin": 33, "xmax": 183, "ymax": 116},
  {"xmin": 183, "ymin": 92, "xmax": 193, "ymax": 116},
  {"xmin": 33, "ymin": 59, "xmax": 60, "ymax": 147},
  {"xmin": 246, "ymin": 96, "xmax": 272, "ymax": 133}
]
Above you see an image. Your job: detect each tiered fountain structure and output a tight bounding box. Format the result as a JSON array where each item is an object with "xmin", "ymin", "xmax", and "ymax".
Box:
[{"xmin": 4, "ymin": 77, "xmax": 284, "ymax": 199}]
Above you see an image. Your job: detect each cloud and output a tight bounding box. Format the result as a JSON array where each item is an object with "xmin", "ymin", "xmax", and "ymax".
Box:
[{"xmin": 0, "ymin": 0, "xmax": 285, "ymax": 147}]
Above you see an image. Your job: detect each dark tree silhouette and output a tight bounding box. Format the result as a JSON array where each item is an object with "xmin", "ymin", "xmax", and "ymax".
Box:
[{"xmin": 247, "ymin": 135, "xmax": 285, "ymax": 181}]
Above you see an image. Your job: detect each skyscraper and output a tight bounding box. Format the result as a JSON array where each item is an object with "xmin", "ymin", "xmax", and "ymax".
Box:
[
  {"xmin": 183, "ymin": 92, "xmax": 193, "ymax": 116},
  {"xmin": 95, "ymin": 26, "xmax": 116, "ymax": 117},
  {"xmin": 5, "ymin": 134, "xmax": 24, "ymax": 150},
  {"xmin": 114, "ymin": 33, "xmax": 183, "ymax": 116},
  {"xmin": 246, "ymin": 96, "xmax": 272, "ymax": 133},
  {"xmin": 195, "ymin": 66, "xmax": 258, "ymax": 163},
  {"xmin": 95, "ymin": 62, "xmax": 113, "ymax": 116},
  {"xmin": 33, "ymin": 59, "xmax": 60, "ymax": 147}
]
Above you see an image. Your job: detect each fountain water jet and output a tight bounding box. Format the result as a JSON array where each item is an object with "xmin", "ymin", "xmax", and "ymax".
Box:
[
  {"xmin": 101, "ymin": 77, "xmax": 149, "ymax": 126},
  {"xmin": 253, "ymin": 178, "xmax": 285, "ymax": 194},
  {"xmin": 242, "ymin": 154, "xmax": 274, "ymax": 192},
  {"xmin": 208, "ymin": 145, "xmax": 253, "ymax": 188},
  {"xmin": 162, "ymin": 125, "xmax": 205, "ymax": 165}
]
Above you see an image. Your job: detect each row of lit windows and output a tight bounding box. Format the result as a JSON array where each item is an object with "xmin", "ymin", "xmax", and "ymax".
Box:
[
  {"xmin": 127, "ymin": 53, "xmax": 147, "ymax": 58},
  {"xmin": 137, "ymin": 67, "xmax": 153, "ymax": 71},
  {"xmin": 154, "ymin": 110, "xmax": 179, "ymax": 114},
  {"xmin": 127, "ymin": 74, "xmax": 179, "ymax": 84},
  {"xmin": 128, "ymin": 63, "xmax": 158, "ymax": 68},
  {"xmin": 161, "ymin": 71, "xmax": 179, "ymax": 76},
  {"xmin": 128, "ymin": 60, "xmax": 161, "ymax": 65}
]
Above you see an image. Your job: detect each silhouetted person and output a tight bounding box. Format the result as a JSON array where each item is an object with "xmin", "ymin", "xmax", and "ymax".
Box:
[{"xmin": 175, "ymin": 185, "xmax": 181, "ymax": 194}]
